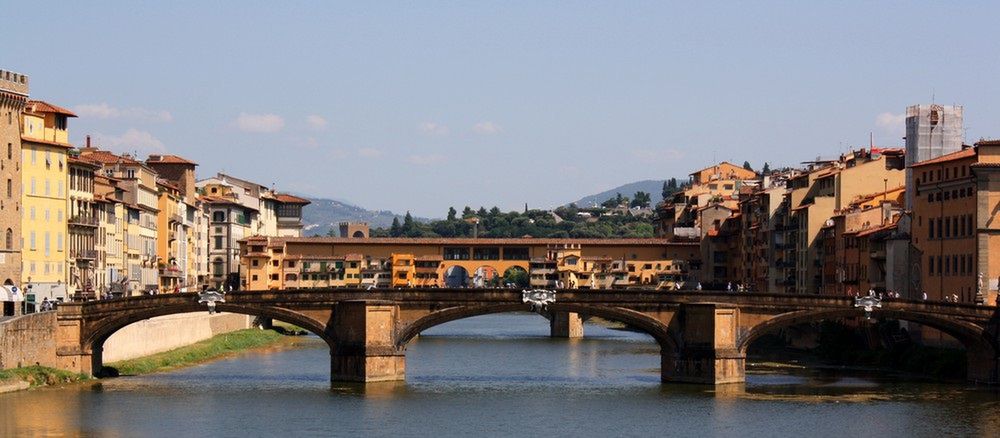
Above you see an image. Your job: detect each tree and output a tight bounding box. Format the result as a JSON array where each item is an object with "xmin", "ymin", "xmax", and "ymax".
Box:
[
  {"xmin": 742, "ymin": 161, "xmax": 753, "ymax": 171},
  {"xmin": 462, "ymin": 206, "xmax": 474, "ymax": 218},
  {"xmin": 601, "ymin": 197, "xmax": 619, "ymax": 209},
  {"xmin": 762, "ymin": 162, "xmax": 771, "ymax": 174},
  {"xmin": 631, "ymin": 191, "xmax": 652, "ymax": 208},
  {"xmin": 661, "ymin": 181, "xmax": 671, "ymax": 201},
  {"xmin": 402, "ymin": 211, "xmax": 415, "ymax": 236},
  {"xmin": 389, "ymin": 217, "xmax": 402, "ymax": 237},
  {"xmin": 447, "ymin": 207, "xmax": 457, "ymax": 221}
]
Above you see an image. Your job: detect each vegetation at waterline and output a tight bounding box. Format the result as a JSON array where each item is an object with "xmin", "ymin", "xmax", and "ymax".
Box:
[
  {"xmin": 0, "ymin": 366, "xmax": 90, "ymax": 388},
  {"xmin": 104, "ymin": 329, "xmax": 285, "ymax": 376}
]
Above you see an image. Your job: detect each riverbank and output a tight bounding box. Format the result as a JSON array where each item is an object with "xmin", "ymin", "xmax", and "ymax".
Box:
[
  {"xmin": 103, "ymin": 328, "xmax": 291, "ymax": 376},
  {"xmin": 0, "ymin": 366, "xmax": 89, "ymax": 393}
]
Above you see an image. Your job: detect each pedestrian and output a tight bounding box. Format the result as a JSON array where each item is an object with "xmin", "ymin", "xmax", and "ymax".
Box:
[
  {"xmin": 953, "ymin": 294, "xmax": 959, "ymax": 303},
  {"xmin": 922, "ymin": 291, "xmax": 928, "ymax": 301}
]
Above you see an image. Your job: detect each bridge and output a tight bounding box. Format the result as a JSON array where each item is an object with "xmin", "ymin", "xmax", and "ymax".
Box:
[{"xmin": 53, "ymin": 289, "xmax": 1000, "ymax": 385}]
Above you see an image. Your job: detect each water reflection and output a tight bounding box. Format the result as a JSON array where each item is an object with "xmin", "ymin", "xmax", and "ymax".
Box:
[{"xmin": 1, "ymin": 313, "xmax": 998, "ymax": 437}]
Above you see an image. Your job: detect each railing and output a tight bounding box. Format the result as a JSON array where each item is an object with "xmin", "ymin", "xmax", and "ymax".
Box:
[
  {"xmin": 72, "ymin": 249, "xmax": 97, "ymax": 260},
  {"xmin": 68, "ymin": 215, "xmax": 99, "ymax": 227},
  {"xmin": 158, "ymin": 266, "xmax": 182, "ymax": 277}
]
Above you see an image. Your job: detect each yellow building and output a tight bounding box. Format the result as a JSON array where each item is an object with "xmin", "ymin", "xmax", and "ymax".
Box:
[
  {"xmin": 20, "ymin": 100, "xmax": 75, "ymax": 305},
  {"xmin": 156, "ymin": 179, "xmax": 183, "ymax": 293}
]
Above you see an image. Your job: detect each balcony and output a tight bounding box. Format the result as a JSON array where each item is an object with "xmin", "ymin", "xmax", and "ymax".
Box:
[
  {"xmin": 170, "ymin": 213, "xmax": 183, "ymax": 224},
  {"xmin": 72, "ymin": 249, "xmax": 98, "ymax": 261},
  {"xmin": 68, "ymin": 214, "xmax": 99, "ymax": 227},
  {"xmin": 159, "ymin": 265, "xmax": 182, "ymax": 278}
]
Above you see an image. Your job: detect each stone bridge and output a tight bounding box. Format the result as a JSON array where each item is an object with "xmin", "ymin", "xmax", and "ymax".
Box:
[{"xmin": 53, "ymin": 289, "xmax": 1000, "ymax": 384}]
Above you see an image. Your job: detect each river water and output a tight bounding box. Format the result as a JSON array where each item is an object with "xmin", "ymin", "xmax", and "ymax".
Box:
[{"xmin": 2, "ymin": 313, "xmax": 998, "ymax": 437}]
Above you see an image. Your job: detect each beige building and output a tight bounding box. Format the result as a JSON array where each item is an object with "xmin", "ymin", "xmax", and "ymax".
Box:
[
  {"xmin": 93, "ymin": 174, "xmax": 126, "ymax": 297},
  {"xmin": 67, "ymin": 156, "xmax": 100, "ymax": 300}
]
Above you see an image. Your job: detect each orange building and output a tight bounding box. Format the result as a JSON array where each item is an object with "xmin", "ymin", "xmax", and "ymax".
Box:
[
  {"xmin": 911, "ymin": 141, "xmax": 1000, "ymax": 305},
  {"xmin": 240, "ymin": 237, "xmax": 699, "ymax": 291}
]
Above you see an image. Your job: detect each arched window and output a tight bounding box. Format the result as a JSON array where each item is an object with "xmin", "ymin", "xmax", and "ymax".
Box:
[
  {"xmin": 212, "ymin": 258, "xmax": 224, "ymax": 276},
  {"xmin": 4, "ymin": 228, "xmax": 11, "ymax": 250}
]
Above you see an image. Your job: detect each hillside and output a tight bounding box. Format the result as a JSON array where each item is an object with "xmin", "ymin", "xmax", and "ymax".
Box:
[
  {"xmin": 300, "ymin": 197, "xmax": 417, "ymax": 236},
  {"xmin": 567, "ymin": 179, "xmax": 674, "ymax": 208}
]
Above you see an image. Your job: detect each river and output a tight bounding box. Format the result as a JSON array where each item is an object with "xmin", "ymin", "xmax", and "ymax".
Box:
[{"xmin": 1, "ymin": 313, "xmax": 998, "ymax": 437}]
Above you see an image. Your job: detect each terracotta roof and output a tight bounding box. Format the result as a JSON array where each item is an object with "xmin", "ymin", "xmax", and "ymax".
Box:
[
  {"xmin": 68, "ymin": 156, "xmax": 101, "ymax": 169},
  {"xmin": 27, "ymin": 100, "xmax": 77, "ymax": 117},
  {"xmin": 80, "ymin": 149, "xmax": 142, "ymax": 165},
  {"xmin": 147, "ymin": 154, "xmax": 197, "ymax": 165},
  {"xmin": 21, "ymin": 136, "xmax": 73, "ymax": 148},
  {"xmin": 909, "ymin": 148, "xmax": 976, "ymax": 168},
  {"xmin": 975, "ymin": 140, "xmax": 1000, "ymax": 147},
  {"xmin": 791, "ymin": 202, "xmax": 814, "ymax": 212},
  {"xmin": 156, "ymin": 178, "xmax": 180, "ymax": 191},
  {"xmin": 344, "ymin": 253, "xmax": 364, "ymax": 261},
  {"xmin": 267, "ymin": 237, "xmax": 697, "ymax": 246},
  {"xmin": 970, "ymin": 163, "xmax": 1000, "ymax": 168},
  {"xmin": 275, "ymin": 194, "xmax": 311, "ymax": 205}
]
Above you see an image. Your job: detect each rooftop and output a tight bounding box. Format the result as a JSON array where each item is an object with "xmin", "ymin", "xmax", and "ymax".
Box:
[
  {"xmin": 909, "ymin": 147, "xmax": 976, "ymax": 168},
  {"xmin": 147, "ymin": 154, "xmax": 197, "ymax": 166},
  {"xmin": 269, "ymin": 236, "xmax": 696, "ymax": 246},
  {"xmin": 26, "ymin": 100, "xmax": 77, "ymax": 117}
]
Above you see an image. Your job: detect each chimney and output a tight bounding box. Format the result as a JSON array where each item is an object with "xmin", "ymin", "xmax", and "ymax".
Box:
[{"xmin": 86, "ymin": 135, "xmax": 91, "ymax": 148}]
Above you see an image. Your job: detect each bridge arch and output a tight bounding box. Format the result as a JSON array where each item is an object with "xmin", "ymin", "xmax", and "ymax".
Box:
[
  {"xmin": 82, "ymin": 302, "xmax": 333, "ymax": 375},
  {"xmin": 395, "ymin": 303, "xmax": 678, "ymax": 353},
  {"xmin": 737, "ymin": 307, "xmax": 998, "ymax": 381}
]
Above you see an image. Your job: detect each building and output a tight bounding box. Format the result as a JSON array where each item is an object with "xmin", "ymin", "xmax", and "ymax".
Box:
[
  {"xmin": 0, "ymin": 69, "xmax": 28, "ymax": 315},
  {"xmin": 240, "ymin": 237, "xmax": 699, "ymax": 291},
  {"xmin": 783, "ymin": 148, "xmax": 905, "ymax": 293},
  {"xmin": 904, "ymin": 104, "xmax": 964, "ymax": 209},
  {"xmin": 658, "ymin": 161, "xmax": 756, "ymax": 242},
  {"xmin": 79, "ymin": 147, "xmax": 160, "ymax": 295},
  {"xmin": 145, "ymin": 154, "xmax": 207, "ymax": 291},
  {"xmin": 67, "ymin": 155, "xmax": 100, "ymax": 300},
  {"xmin": 155, "ymin": 179, "xmax": 184, "ymax": 293},
  {"xmin": 21, "ymin": 100, "xmax": 75, "ymax": 305},
  {"xmin": 196, "ymin": 173, "xmax": 309, "ymax": 289},
  {"xmin": 340, "ymin": 222, "xmax": 370, "ymax": 238},
  {"xmin": 911, "ymin": 141, "xmax": 1000, "ymax": 306},
  {"xmin": 93, "ymin": 174, "xmax": 127, "ymax": 297}
]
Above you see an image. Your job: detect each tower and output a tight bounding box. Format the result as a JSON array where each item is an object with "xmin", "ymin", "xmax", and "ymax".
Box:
[
  {"xmin": 0, "ymin": 69, "xmax": 28, "ymax": 313},
  {"xmin": 904, "ymin": 104, "xmax": 964, "ymax": 209}
]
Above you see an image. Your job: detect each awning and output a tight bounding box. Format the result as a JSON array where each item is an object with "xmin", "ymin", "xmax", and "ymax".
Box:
[{"xmin": 1, "ymin": 285, "xmax": 24, "ymax": 302}]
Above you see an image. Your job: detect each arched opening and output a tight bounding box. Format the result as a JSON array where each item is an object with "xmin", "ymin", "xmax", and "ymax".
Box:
[
  {"xmin": 352, "ymin": 230, "xmax": 365, "ymax": 238},
  {"xmin": 738, "ymin": 309, "xmax": 997, "ymax": 383},
  {"xmin": 502, "ymin": 266, "xmax": 529, "ymax": 288},
  {"xmin": 395, "ymin": 304, "xmax": 675, "ymax": 383},
  {"xmin": 4, "ymin": 228, "xmax": 11, "ymax": 250},
  {"xmin": 444, "ymin": 266, "xmax": 469, "ymax": 288},
  {"xmin": 84, "ymin": 304, "xmax": 332, "ymax": 377},
  {"xmin": 472, "ymin": 266, "xmax": 497, "ymax": 287}
]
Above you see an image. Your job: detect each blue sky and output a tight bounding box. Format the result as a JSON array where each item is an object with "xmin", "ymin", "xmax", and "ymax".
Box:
[{"xmin": 4, "ymin": 1, "xmax": 999, "ymax": 217}]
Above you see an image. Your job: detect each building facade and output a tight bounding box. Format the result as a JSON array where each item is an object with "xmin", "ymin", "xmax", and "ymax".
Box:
[
  {"xmin": 21, "ymin": 100, "xmax": 75, "ymax": 305},
  {"xmin": 0, "ymin": 69, "xmax": 28, "ymax": 315}
]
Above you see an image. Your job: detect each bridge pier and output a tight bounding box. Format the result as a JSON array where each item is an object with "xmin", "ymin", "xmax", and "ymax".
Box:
[
  {"xmin": 662, "ymin": 304, "xmax": 745, "ymax": 385},
  {"xmin": 330, "ymin": 301, "xmax": 406, "ymax": 383},
  {"xmin": 550, "ymin": 311, "xmax": 584, "ymax": 338}
]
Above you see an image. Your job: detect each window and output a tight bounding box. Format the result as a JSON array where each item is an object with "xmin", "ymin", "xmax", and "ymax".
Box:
[
  {"xmin": 473, "ymin": 247, "xmax": 500, "ymax": 260},
  {"xmin": 503, "ymin": 247, "xmax": 530, "ymax": 260},
  {"xmin": 212, "ymin": 259, "xmax": 224, "ymax": 276},
  {"xmin": 214, "ymin": 236, "xmax": 223, "ymax": 249},
  {"xmin": 272, "ymin": 260, "xmax": 279, "ymax": 267},
  {"xmin": 444, "ymin": 247, "xmax": 470, "ymax": 260},
  {"xmin": 6, "ymin": 143, "xmax": 9, "ymax": 159},
  {"xmin": 251, "ymin": 259, "xmax": 259, "ymax": 267},
  {"xmin": 213, "ymin": 211, "xmax": 226, "ymax": 222},
  {"xmin": 928, "ymin": 256, "xmax": 935, "ymax": 276},
  {"xmin": 251, "ymin": 275, "xmax": 258, "ymax": 281},
  {"xmin": 5, "ymin": 179, "xmax": 10, "ymax": 198},
  {"xmin": 4, "ymin": 228, "xmax": 11, "ymax": 249}
]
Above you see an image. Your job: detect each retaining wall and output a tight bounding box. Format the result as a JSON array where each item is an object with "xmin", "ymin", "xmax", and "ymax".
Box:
[
  {"xmin": 102, "ymin": 313, "xmax": 253, "ymax": 362},
  {"xmin": 0, "ymin": 312, "xmax": 58, "ymax": 369}
]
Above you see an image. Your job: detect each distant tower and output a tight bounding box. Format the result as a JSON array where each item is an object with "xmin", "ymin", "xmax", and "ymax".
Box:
[
  {"xmin": 904, "ymin": 104, "xmax": 963, "ymax": 209},
  {"xmin": 339, "ymin": 222, "xmax": 369, "ymax": 238}
]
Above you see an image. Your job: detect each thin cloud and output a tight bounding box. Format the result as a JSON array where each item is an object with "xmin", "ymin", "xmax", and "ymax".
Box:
[
  {"xmin": 74, "ymin": 103, "xmax": 173, "ymax": 123},
  {"xmin": 876, "ymin": 112, "xmax": 906, "ymax": 139},
  {"xmin": 358, "ymin": 147, "xmax": 384, "ymax": 158},
  {"xmin": 418, "ymin": 122, "xmax": 449, "ymax": 136},
  {"xmin": 235, "ymin": 113, "xmax": 285, "ymax": 133},
  {"xmin": 93, "ymin": 128, "xmax": 166, "ymax": 155},
  {"xmin": 306, "ymin": 115, "xmax": 328, "ymax": 131},
  {"xmin": 408, "ymin": 154, "xmax": 446, "ymax": 165},
  {"xmin": 472, "ymin": 121, "xmax": 502, "ymax": 135}
]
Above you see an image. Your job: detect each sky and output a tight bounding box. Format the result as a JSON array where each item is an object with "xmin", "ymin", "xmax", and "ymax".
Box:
[{"xmin": 3, "ymin": 1, "xmax": 999, "ymax": 217}]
